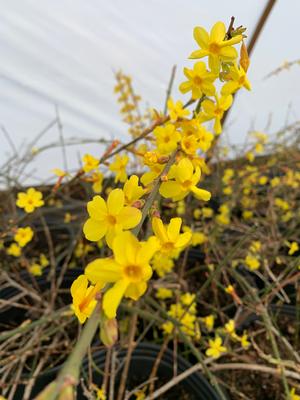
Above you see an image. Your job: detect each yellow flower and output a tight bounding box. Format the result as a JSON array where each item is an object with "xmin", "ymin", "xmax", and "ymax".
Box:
[
  {"xmin": 16, "ymin": 188, "xmax": 44, "ymax": 213},
  {"xmin": 202, "ymin": 207, "xmax": 213, "ymax": 218},
  {"xmin": 52, "ymin": 168, "xmax": 68, "ymax": 177},
  {"xmin": 245, "ymin": 254, "xmax": 260, "ymax": 270},
  {"xmin": 71, "ymin": 275, "xmax": 101, "ymax": 324},
  {"xmin": 83, "ymin": 189, "xmax": 142, "ymax": 247},
  {"xmin": 141, "ymin": 163, "xmax": 165, "ymax": 187},
  {"xmin": 156, "ymin": 287, "xmax": 173, "ymax": 300},
  {"xmin": 290, "ymin": 388, "xmax": 300, "ymax": 400},
  {"xmin": 153, "ymin": 123, "xmax": 181, "ymax": 155},
  {"xmin": 151, "ymin": 252, "xmax": 175, "ymax": 277},
  {"xmin": 224, "ymin": 319, "xmax": 236, "ymax": 336},
  {"xmin": 189, "ymin": 21, "xmax": 242, "ymax": 72},
  {"xmin": 198, "ymin": 94, "xmax": 233, "ymax": 134},
  {"xmin": 91, "ymin": 171, "xmax": 104, "ymax": 193},
  {"xmin": 29, "ymin": 263, "xmax": 43, "ymax": 276},
  {"xmin": 242, "ymin": 210, "xmax": 253, "ymax": 220},
  {"xmin": 151, "ymin": 217, "xmax": 191, "ymax": 255},
  {"xmin": 167, "ymin": 98, "xmax": 190, "ymax": 121},
  {"xmin": 96, "ymin": 387, "xmax": 107, "ymax": 400},
  {"xmin": 179, "ymin": 62, "xmax": 216, "ymax": 99},
  {"xmin": 206, "ymin": 336, "xmax": 227, "ymax": 358},
  {"xmin": 40, "ymin": 253, "xmax": 49, "ymax": 267},
  {"xmin": 221, "ymin": 64, "xmax": 251, "ymax": 95},
  {"xmin": 159, "ymin": 158, "xmax": 211, "ymax": 202},
  {"xmin": 14, "ymin": 227, "xmax": 34, "ymax": 247},
  {"xmin": 201, "ymin": 315, "xmax": 215, "ymax": 332},
  {"xmin": 82, "ymin": 154, "xmax": 99, "ymax": 173},
  {"xmin": 123, "ymin": 175, "xmax": 146, "ymax": 206},
  {"xmin": 288, "ymin": 242, "xmax": 299, "ymax": 255},
  {"xmin": 238, "ymin": 332, "xmax": 250, "ymax": 349},
  {"xmin": 109, "ymin": 154, "xmax": 129, "ymax": 183},
  {"xmin": 6, "ymin": 243, "xmax": 21, "ymax": 257},
  {"xmin": 85, "ymin": 232, "xmax": 159, "ymax": 319}
]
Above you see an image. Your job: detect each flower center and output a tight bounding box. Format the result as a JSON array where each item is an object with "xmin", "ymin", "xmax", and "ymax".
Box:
[
  {"xmin": 214, "ymin": 107, "xmax": 223, "ymax": 116},
  {"xmin": 193, "ymin": 76, "xmax": 202, "ymax": 86},
  {"xmin": 107, "ymin": 215, "xmax": 117, "ymax": 225},
  {"xmin": 124, "ymin": 265, "xmax": 142, "ymax": 281},
  {"xmin": 209, "ymin": 42, "xmax": 220, "ymax": 55},
  {"xmin": 164, "ymin": 136, "xmax": 170, "ymax": 143},
  {"xmin": 162, "ymin": 242, "xmax": 175, "ymax": 252},
  {"xmin": 182, "ymin": 180, "xmax": 192, "ymax": 189}
]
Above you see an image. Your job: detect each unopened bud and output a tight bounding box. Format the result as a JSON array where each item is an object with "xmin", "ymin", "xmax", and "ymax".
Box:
[
  {"xmin": 58, "ymin": 385, "xmax": 75, "ymax": 400},
  {"xmin": 100, "ymin": 317, "xmax": 118, "ymax": 347},
  {"xmin": 132, "ymin": 199, "xmax": 145, "ymax": 209},
  {"xmin": 151, "ymin": 209, "xmax": 161, "ymax": 219},
  {"xmin": 157, "ymin": 155, "xmax": 170, "ymax": 164}
]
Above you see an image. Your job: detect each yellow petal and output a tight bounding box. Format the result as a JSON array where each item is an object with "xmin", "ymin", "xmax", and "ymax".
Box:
[
  {"xmin": 103, "ymin": 279, "xmax": 129, "ymax": 319},
  {"xmin": 117, "ymin": 206, "xmax": 142, "ymax": 229},
  {"xmin": 191, "ymin": 187, "xmax": 211, "ymax": 201},
  {"xmin": 219, "ymin": 46, "xmax": 238, "ymax": 60},
  {"xmin": 175, "ymin": 232, "xmax": 192, "ymax": 248},
  {"xmin": 189, "ymin": 49, "xmax": 209, "ymax": 59},
  {"xmin": 159, "ymin": 181, "xmax": 181, "ymax": 199},
  {"xmin": 167, "ymin": 218, "xmax": 182, "ymax": 242},
  {"xmin": 152, "ymin": 217, "xmax": 168, "ymax": 243},
  {"xmin": 83, "ymin": 218, "xmax": 107, "ymax": 242},
  {"xmin": 124, "ymin": 281, "xmax": 147, "ymax": 301},
  {"xmin": 194, "ymin": 27, "xmax": 209, "ymax": 48},
  {"xmin": 85, "ymin": 258, "xmax": 122, "ymax": 284},
  {"xmin": 87, "ymin": 196, "xmax": 107, "ymax": 220},
  {"xmin": 176, "ymin": 158, "xmax": 193, "ymax": 182},
  {"xmin": 210, "ymin": 21, "xmax": 226, "ymax": 43},
  {"xmin": 136, "ymin": 236, "xmax": 160, "ymax": 264},
  {"xmin": 107, "ymin": 189, "xmax": 124, "ymax": 215},
  {"xmin": 113, "ymin": 231, "xmax": 139, "ymax": 265},
  {"xmin": 71, "ymin": 274, "xmax": 88, "ymax": 302}
]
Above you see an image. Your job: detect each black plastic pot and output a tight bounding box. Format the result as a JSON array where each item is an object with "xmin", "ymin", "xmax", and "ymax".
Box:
[{"xmin": 16, "ymin": 343, "xmax": 221, "ymax": 400}]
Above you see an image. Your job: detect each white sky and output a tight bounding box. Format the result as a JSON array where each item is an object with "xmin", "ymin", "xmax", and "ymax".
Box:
[{"xmin": 0, "ymin": 0, "xmax": 299, "ymax": 183}]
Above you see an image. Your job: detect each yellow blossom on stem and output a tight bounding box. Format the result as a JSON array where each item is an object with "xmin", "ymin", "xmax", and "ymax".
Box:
[
  {"xmin": 189, "ymin": 21, "xmax": 242, "ymax": 73},
  {"xmin": 290, "ymin": 388, "xmax": 300, "ymax": 400},
  {"xmin": 201, "ymin": 315, "xmax": 215, "ymax": 332},
  {"xmin": 288, "ymin": 242, "xmax": 299, "ymax": 255},
  {"xmin": 206, "ymin": 336, "xmax": 227, "ymax": 358},
  {"xmin": 153, "ymin": 123, "xmax": 181, "ymax": 155},
  {"xmin": 91, "ymin": 171, "xmax": 104, "ymax": 193},
  {"xmin": 221, "ymin": 64, "xmax": 251, "ymax": 95},
  {"xmin": 167, "ymin": 98, "xmax": 190, "ymax": 121},
  {"xmin": 151, "ymin": 252, "xmax": 175, "ymax": 277},
  {"xmin": 198, "ymin": 94, "xmax": 233, "ymax": 134},
  {"xmin": 109, "ymin": 154, "xmax": 129, "ymax": 183},
  {"xmin": 151, "ymin": 217, "xmax": 191, "ymax": 255},
  {"xmin": 179, "ymin": 62, "xmax": 216, "ymax": 99},
  {"xmin": 238, "ymin": 332, "xmax": 250, "ymax": 349},
  {"xmin": 14, "ymin": 227, "xmax": 34, "ymax": 247},
  {"xmin": 83, "ymin": 189, "xmax": 142, "ymax": 247},
  {"xmin": 85, "ymin": 232, "xmax": 159, "ymax": 319},
  {"xmin": 156, "ymin": 287, "xmax": 173, "ymax": 300},
  {"xmin": 29, "ymin": 263, "xmax": 43, "ymax": 276},
  {"xmin": 245, "ymin": 254, "xmax": 260, "ymax": 270},
  {"xmin": 82, "ymin": 154, "xmax": 99, "ymax": 173},
  {"xmin": 6, "ymin": 243, "xmax": 21, "ymax": 257},
  {"xmin": 141, "ymin": 163, "xmax": 165, "ymax": 187},
  {"xmin": 71, "ymin": 274, "xmax": 101, "ymax": 324},
  {"xmin": 16, "ymin": 188, "xmax": 44, "ymax": 213},
  {"xmin": 123, "ymin": 175, "xmax": 146, "ymax": 206},
  {"xmin": 159, "ymin": 158, "xmax": 211, "ymax": 202}
]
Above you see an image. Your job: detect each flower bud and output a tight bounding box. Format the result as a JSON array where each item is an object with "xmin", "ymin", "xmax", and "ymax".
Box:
[{"xmin": 100, "ymin": 317, "xmax": 118, "ymax": 347}]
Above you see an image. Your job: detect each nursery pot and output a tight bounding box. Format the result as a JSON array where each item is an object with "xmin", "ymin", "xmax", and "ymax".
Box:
[{"xmin": 15, "ymin": 342, "xmax": 221, "ymax": 399}]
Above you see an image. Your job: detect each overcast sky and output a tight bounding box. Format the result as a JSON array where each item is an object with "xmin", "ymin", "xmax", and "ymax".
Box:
[{"xmin": 0, "ymin": 0, "xmax": 299, "ymax": 183}]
